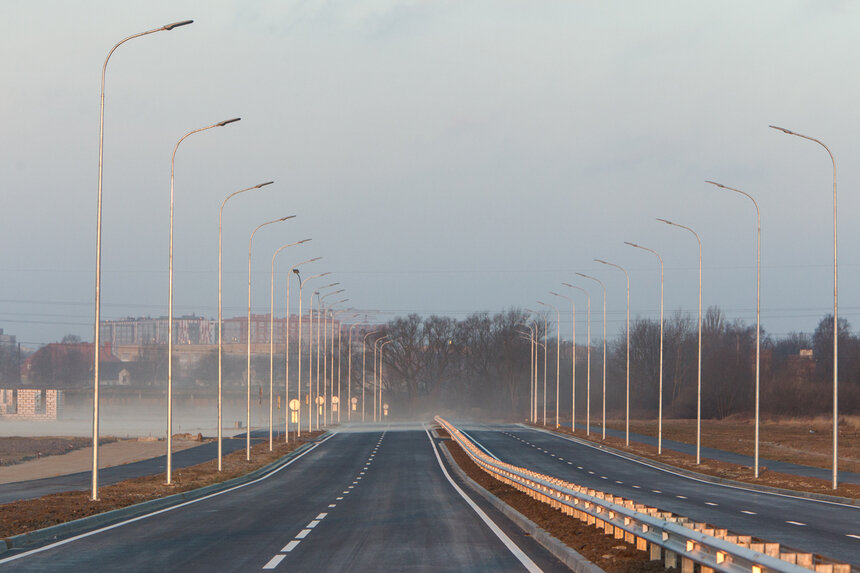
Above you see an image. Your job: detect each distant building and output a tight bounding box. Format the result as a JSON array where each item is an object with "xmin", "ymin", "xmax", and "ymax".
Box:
[{"xmin": 0, "ymin": 388, "xmax": 61, "ymax": 420}]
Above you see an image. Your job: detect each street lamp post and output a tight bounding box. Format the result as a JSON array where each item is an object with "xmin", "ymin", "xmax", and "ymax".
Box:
[
  {"xmin": 168, "ymin": 117, "xmax": 241, "ymax": 485},
  {"xmin": 324, "ymin": 300, "xmax": 349, "ymax": 425},
  {"xmin": 373, "ymin": 335, "xmax": 390, "ymax": 422},
  {"xmin": 625, "ymin": 242, "xmax": 664, "ymax": 454},
  {"xmin": 245, "ymin": 215, "xmax": 294, "ymax": 460},
  {"xmin": 550, "ymin": 291, "xmax": 575, "ymax": 432},
  {"xmin": 362, "ymin": 329, "xmax": 379, "ymax": 422},
  {"xmin": 576, "ymin": 273, "xmax": 607, "ymax": 439},
  {"xmin": 538, "ymin": 300, "xmax": 561, "ymax": 428},
  {"xmin": 595, "ymin": 259, "xmax": 630, "ymax": 446},
  {"xmin": 770, "ymin": 125, "xmax": 839, "ymax": 490},
  {"xmin": 657, "ymin": 218, "xmax": 702, "ymax": 464},
  {"xmin": 330, "ymin": 309, "xmax": 355, "ymax": 424},
  {"xmin": 527, "ymin": 308, "xmax": 548, "ymax": 426},
  {"xmin": 316, "ymin": 288, "xmax": 343, "ymax": 427},
  {"xmin": 379, "ymin": 339, "xmax": 394, "ymax": 419},
  {"xmin": 706, "ymin": 180, "xmax": 762, "ymax": 476},
  {"xmin": 268, "ymin": 239, "xmax": 311, "ymax": 450},
  {"xmin": 295, "ymin": 271, "xmax": 330, "ymax": 437},
  {"xmin": 563, "ymin": 283, "xmax": 590, "ymax": 434},
  {"xmin": 92, "ymin": 19, "xmax": 193, "ymax": 500},
  {"xmin": 285, "ymin": 258, "xmax": 320, "ymax": 442},
  {"xmin": 218, "ymin": 181, "xmax": 272, "ymax": 468},
  {"xmin": 347, "ymin": 322, "xmax": 370, "ymax": 421}
]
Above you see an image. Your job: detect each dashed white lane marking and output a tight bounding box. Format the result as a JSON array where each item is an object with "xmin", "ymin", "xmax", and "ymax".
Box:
[
  {"xmin": 316, "ymin": 513, "xmax": 328, "ymax": 519},
  {"xmin": 588, "ymin": 471, "xmax": 595, "ymax": 475},
  {"xmin": 336, "ymin": 496, "xmax": 344, "ymax": 500},
  {"xmin": 786, "ymin": 521, "xmax": 806, "ymax": 526},
  {"xmin": 282, "ymin": 540, "xmax": 301, "ymax": 552},
  {"xmin": 847, "ymin": 534, "xmax": 860, "ymax": 540},
  {"xmin": 263, "ymin": 555, "xmax": 286, "ymax": 569},
  {"xmin": 676, "ymin": 495, "xmax": 687, "ymax": 499},
  {"xmin": 615, "ymin": 481, "xmax": 623, "ymax": 484},
  {"xmin": 328, "ymin": 504, "xmax": 336, "ymax": 508},
  {"xmin": 567, "ymin": 462, "xmax": 574, "ymax": 465},
  {"xmin": 705, "ymin": 502, "xmax": 718, "ymax": 506},
  {"xmin": 632, "ymin": 485, "xmax": 641, "ymax": 489},
  {"xmin": 652, "ymin": 490, "xmax": 662, "ymax": 494},
  {"xmin": 352, "ymin": 481, "xmax": 359, "ymax": 484},
  {"xmin": 307, "ymin": 520, "xmax": 321, "ymax": 529},
  {"xmin": 342, "ymin": 490, "xmax": 350, "ymax": 494},
  {"xmin": 740, "ymin": 510, "xmax": 756, "ymax": 515},
  {"xmin": 601, "ymin": 476, "xmax": 608, "ymax": 480},
  {"xmin": 577, "ymin": 466, "xmax": 583, "ymax": 469},
  {"xmin": 295, "ymin": 529, "xmax": 312, "ymax": 539}
]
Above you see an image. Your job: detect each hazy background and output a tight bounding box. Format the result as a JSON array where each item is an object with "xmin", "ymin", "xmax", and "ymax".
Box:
[{"xmin": 2, "ymin": 0, "xmax": 860, "ymax": 349}]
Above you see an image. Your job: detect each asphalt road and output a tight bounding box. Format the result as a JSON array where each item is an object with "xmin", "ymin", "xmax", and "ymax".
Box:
[
  {"xmin": 0, "ymin": 423, "xmax": 569, "ymax": 572},
  {"xmin": 570, "ymin": 422, "xmax": 860, "ymax": 484},
  {"xmin": 0, "ymin": 435, "xmax": 259, "ymax": 504},
  {"xmin": 459, "ymin": 422, "xmax": 860, "ymax": 565}
]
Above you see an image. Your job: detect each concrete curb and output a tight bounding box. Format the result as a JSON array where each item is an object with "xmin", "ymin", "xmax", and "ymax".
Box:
[
  {"xmin": 523, "ymin": 424, "xmax": 860, "ymax": 507},
  {"xmin": 435, "ymin": 431, "xmax": 605, "ymax": 573},
  {"xmin": 0, "ymin": 433, "xmax": 330, "ymax": 556}
]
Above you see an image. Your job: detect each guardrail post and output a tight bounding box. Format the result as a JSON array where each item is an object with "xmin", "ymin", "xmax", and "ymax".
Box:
[
  {"xmin": 649, "ymin": 543, "xmax": 662, "ymax": 561},
  {"xmin": 664, "ymin": 550, "xmax": 677, "ymax": 569},
  {"xmin": 681, "ymin": 555, "xmax": 694, "ymax": 573}
]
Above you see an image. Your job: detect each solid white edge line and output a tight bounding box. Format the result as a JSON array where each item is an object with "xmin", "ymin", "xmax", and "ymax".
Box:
[
  {"xmin": 262, "ymin": 554, "xmax": 286, "ymax": 569},
  {"xmin": 424, "ymin": 424, "xmax": 542, "ymax": 573},
  {"xmin": 521, "ymin": 424, "xmax": 860, "ymax": 510},
  {"xmin": 459, "ymin": 428, "xmax": 502, "ymax": 461},
  {"xmin": 0, "ymin": 432, "xmax": 338, "ymax": 566}
]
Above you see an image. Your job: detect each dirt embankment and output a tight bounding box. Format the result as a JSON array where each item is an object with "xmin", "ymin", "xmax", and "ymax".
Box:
[{"xmin": 0, "ymin": 437, "xmax": 116, "ymax": 467}]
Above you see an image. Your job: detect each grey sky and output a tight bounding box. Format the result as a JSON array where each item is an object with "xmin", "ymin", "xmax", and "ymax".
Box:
[{"xmin": 2, "ymin": 0, "xmax": 860, "ymax": 346}]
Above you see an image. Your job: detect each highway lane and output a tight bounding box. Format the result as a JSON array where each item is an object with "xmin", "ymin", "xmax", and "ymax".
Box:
[
  {"xmin": 0, "ymin": 436, "xmax": 258, "ymax": 504},
  {"xmin": 459, "ymin": 423, "xmax": 860, "ymax": 565},
  {"xmin": 0, "ymin": 424, "xmax": 567, "ymax": 572}
]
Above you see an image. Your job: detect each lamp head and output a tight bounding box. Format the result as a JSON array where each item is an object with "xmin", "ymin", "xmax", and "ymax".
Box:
[
  {"xmin": 298, "ymin": 238, "xmax": 312, "ymax": 244},
  {"xmin": 217, "ymin": 117, "xmax": 241, "ymax": 127},
  {"xmin": 163, "ymin": 20, "xmax": 193, "ymax": 30},
  {"xmin": 256, "ymin": 181, "xmax": 274, "ymax": 189},
  {"xmin": 655, "ymin": 218, "xmax": 673, "ymax": 226},
  {"xmin": 292, "ymin": 268, "xmax": 301, "ymax": 275},
  {"xmin": 279, "ymin": 215, "xmax": 296, "ymax": 222},
  {"xmin": 769, "ymin": 125, "xmax": 794, "ymax": 135},
  {"xmin": 594, "ymin": 258, "xmax": 608, "ymax": 265},
  {"xmin": 623, "ymin": 241, "xmax": 639, "ymax": 248},
  {"xmin": 704, "ymin": 180, "xmax": 726, "ymax": 190}
]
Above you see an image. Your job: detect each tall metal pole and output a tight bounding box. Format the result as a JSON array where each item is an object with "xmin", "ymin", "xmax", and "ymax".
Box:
[
  {"xmin": 770, "ymin": 125, "xmax": 839, "ymax": 490},
  {"xmin": 347, "ymin": 322, "xmax": 369, "ymax": 421},
  {"xmin": 657, "ymin": 218, "xmax": 702, "ymax": 464},
  {"xmin": 595, "ymin": 260, "xmax": 630, "ymax": 446},
  {"xmin": 362, "ymin": 330, "xmax": 377, "ymax": 422},
  {"xmin": 168, "ymin": 117, "xmax": 240, "ymax": 485},
  {"xmin": 296, "ymin": 272, "xmax": 329, "ymax": 438},
  {"xmin": 625, "ymin": 242, "xmax": 664, "ymax": 454},
  {"xmin": 563, "ymin": 283, "xmax": 590, "ymax": 435},
  {"xmin": 92, "ymin": 18, "xmax": 192, "ymax": 500},
  {"xmin": 285, "ymin": 259, "xmax": 321, "ymax": 442},
  {"xmin": 268, "ymin": 240, "xmax": 310, "ymax": 450},
  {"xmin": 706, "ymin": 180, "xmax": 762, "ymax": 476},
  {"xmin": 379, "ymin": 339, "xmax": 394, "ymax": 419},
  {"xmin": 373, "ymin": 336, "xmax": 389, "ymax": 422},
  {"xmin": 245, "ymin": 215, "xmax": 293, "ymax": 460},
  {"xmin": 538, "ymin": 301, "xmax": 561, "ymax": 428},
  {"xmin": 577, "ymin": 273, "xmax": 607, "ymax": 439},
  {"xmin": 218, "ymin": 181, "xmax": 272, "ymax": 467},
  {"xmin": 324, "ymin": 300, "xmax": 349, "ymax": 425},
  {"xmin": 551, "ymin": 291, "xmax": 575, "ymax": 432}
]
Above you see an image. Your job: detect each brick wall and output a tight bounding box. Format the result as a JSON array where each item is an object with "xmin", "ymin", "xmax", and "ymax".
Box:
[{"xmin": 0, "ymin": 388, "xmax": 60, "ymax": 420}]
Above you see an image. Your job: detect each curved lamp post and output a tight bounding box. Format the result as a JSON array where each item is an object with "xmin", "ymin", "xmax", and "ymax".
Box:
[
  {"xmin": 284, "ymin": 257, "xmax": 320, "ymax": 442},
  {"xmin": 217, "ymin": 181, "xmax": 272, "ymax": 469},
  {"xmin": 316, "ymin": 288, "xmax": 344, "ymax": 427},
  {"xmin": 576, "ymin": 273, "xmax": 607, "ymax": 440},
  {"xmin": 295, "ymin": 272, "xmax": 330, "ymax": 437},
  {"xmin": 562, "ymin": 283, "xmax": 590, "ymax": 434},
  {"xmin": 362, "ymin": 329, "xmax": 380, "ymax": 422},
  {"xmin": 245, "ymin": 215, "xmax": 294, "ymax": 460},
  {"xmin": 550, "ymin": 291, "xmax": 575, "ymax": 431},
  {"xmin": 379, "ymin": 339, "xmax": 394, "ymax": 419},
  {"xmin": 657, "ymin": 218, "xmax": 702, "ymax": 464},
  {"xmin": 167, "ymin": 117, "xmax": 241, "ymax": 485},
  {"xmin": 526, "ymin": 308, "xmax": 547, "ymax": 425},
  {"xmin": 267, "ymin": 239, "xmax": 311, "ymax": 450},
  {"xmin": 92, "ymin": 18, "xmax": 193, "ymax": 500},
  {"xmin": 625, "ymin": 242, "xmax": 664, "ymax": 454},
  {"xmin": 324, "ymin": 299, "xmax": 350, "ymax": 425},
  {"xmin": 770, "ymin": 125, "xmax": 839, "ymax": 490},
  {"xmin": 595, "ymin": 259, "xmax": 630, "ymax": 446},
  {"xmin": 373, "ymin": 335, "xmax": 391, "ymax": 422},
  {"xmin": 347, "ymin": 321, "xmax": 371, "ymax": 421},
  {"xmin": 538, "ymin": 300, "xmax": 561, "ymax": 428},
  {"xmin": 706, "ymin": 180, "xmax": 762, "ymax": 476}
]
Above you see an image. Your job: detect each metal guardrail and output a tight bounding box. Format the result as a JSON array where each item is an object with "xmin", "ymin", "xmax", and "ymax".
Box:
[{"xmin": 435, "ymin": 417, "xmax": 852, "ymax": 573}]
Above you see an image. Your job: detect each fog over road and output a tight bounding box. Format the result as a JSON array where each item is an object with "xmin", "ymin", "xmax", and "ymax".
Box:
[
  {"xmin": 0, "ymin": 423, "xmax": 568, "ymax": 572},
  {"xmin": 458, "ymin": 423, "xmax": 860, "ymax": 565}
]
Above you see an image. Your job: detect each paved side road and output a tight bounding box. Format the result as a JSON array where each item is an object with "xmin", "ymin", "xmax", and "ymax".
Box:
[
  {"xmin": 0, "ymin": 425, "xmax": 569, "ymax": 572},
  {"xmin": 461, "ymin": 423, "xmax": 860, "ymax": 565}
]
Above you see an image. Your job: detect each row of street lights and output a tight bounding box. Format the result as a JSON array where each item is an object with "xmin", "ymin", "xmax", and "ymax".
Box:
[{"xmin": 525, "ymin": 125, "xmax": 840, "ymax": 489}]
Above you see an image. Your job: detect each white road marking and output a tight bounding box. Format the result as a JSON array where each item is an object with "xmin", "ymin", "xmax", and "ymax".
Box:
[
  {"xmin": 343, "ymin": 490, "xmax": 350, "ymax": 494},
  {"xmin": 348, "ymin": 485, "xmax": 354, "ymax": 489},
  {"xmin": 316, "ymin": 513, "xmax": 328, "ymax": 519},
  {"xmin": 425, "ymin": 426, "xmax": 542, "ymax": 573},
  {"xmin": 336, "ymin": 496, "xmax": 344, "ymax": 500},
  {"xmin": 577, "ymin": 466, "xmax": 583, "ymax": 469},
  {"xmin": 601, "ymin": 476, "xmax": 608, "ymax": 480},
  {"xmin": 652, "ymin": 490, "xmax": 662, "ymax": 494},
  {"xmin": 328, "ymin": 504, "xmax": 336, "ymax": 508},
  {"xmin": 705, "ymin": 502, "xmax": 718, "ymax": 506},
  {"xmin": 360, "ymin": 472, "xmax": 365, "ymax": 475},
  {"xmin": 356, "ymin": 477, "xmax": 362, "ymax": 480},
  {"xmin": 567, "ymin": 462, "xmax": 574, "ymax": 465},
  {"xmin": 0, "ymin": 432, "xmax": 338, "ymax": 567},
  {"xmin": 786, "ymin": 521, "xmax": 806, "ymax": 526},
  {"xmin": 633, "ymin": 485, "xmax": 641, "ymax": 489},
  {"xmin": 295, "ymin": 529, "xmax": 312, "ymax": 539},
  {"xmin": 676, "ymin": 495, "xmax": 687, "ymax": 499},
  {"xmin": 846, "ymin": 534, "xmax": 860, "ymax": 540},
  {"xmin": 588, "ymin": 471, "xmax": 595, "ymax": 475},
  {"xmin": 307, "ymin": 520, "xmax": 320, "ymax": 528},
  {"xmin": 615, "ymin": 481, "xmax": 623, "ymax": 484},
  {"xmin": 263, "ymin": 555, "xmax": 286, "ymax": 569},
  {"xmin": 282, "ymin": 540, "xmax": 301, "ymax": 552}
]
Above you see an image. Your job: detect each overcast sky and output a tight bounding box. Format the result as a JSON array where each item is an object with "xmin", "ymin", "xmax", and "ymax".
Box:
[{"xmin": 2, "ymin": 1, "xmax": 860, "ymax": 347}]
